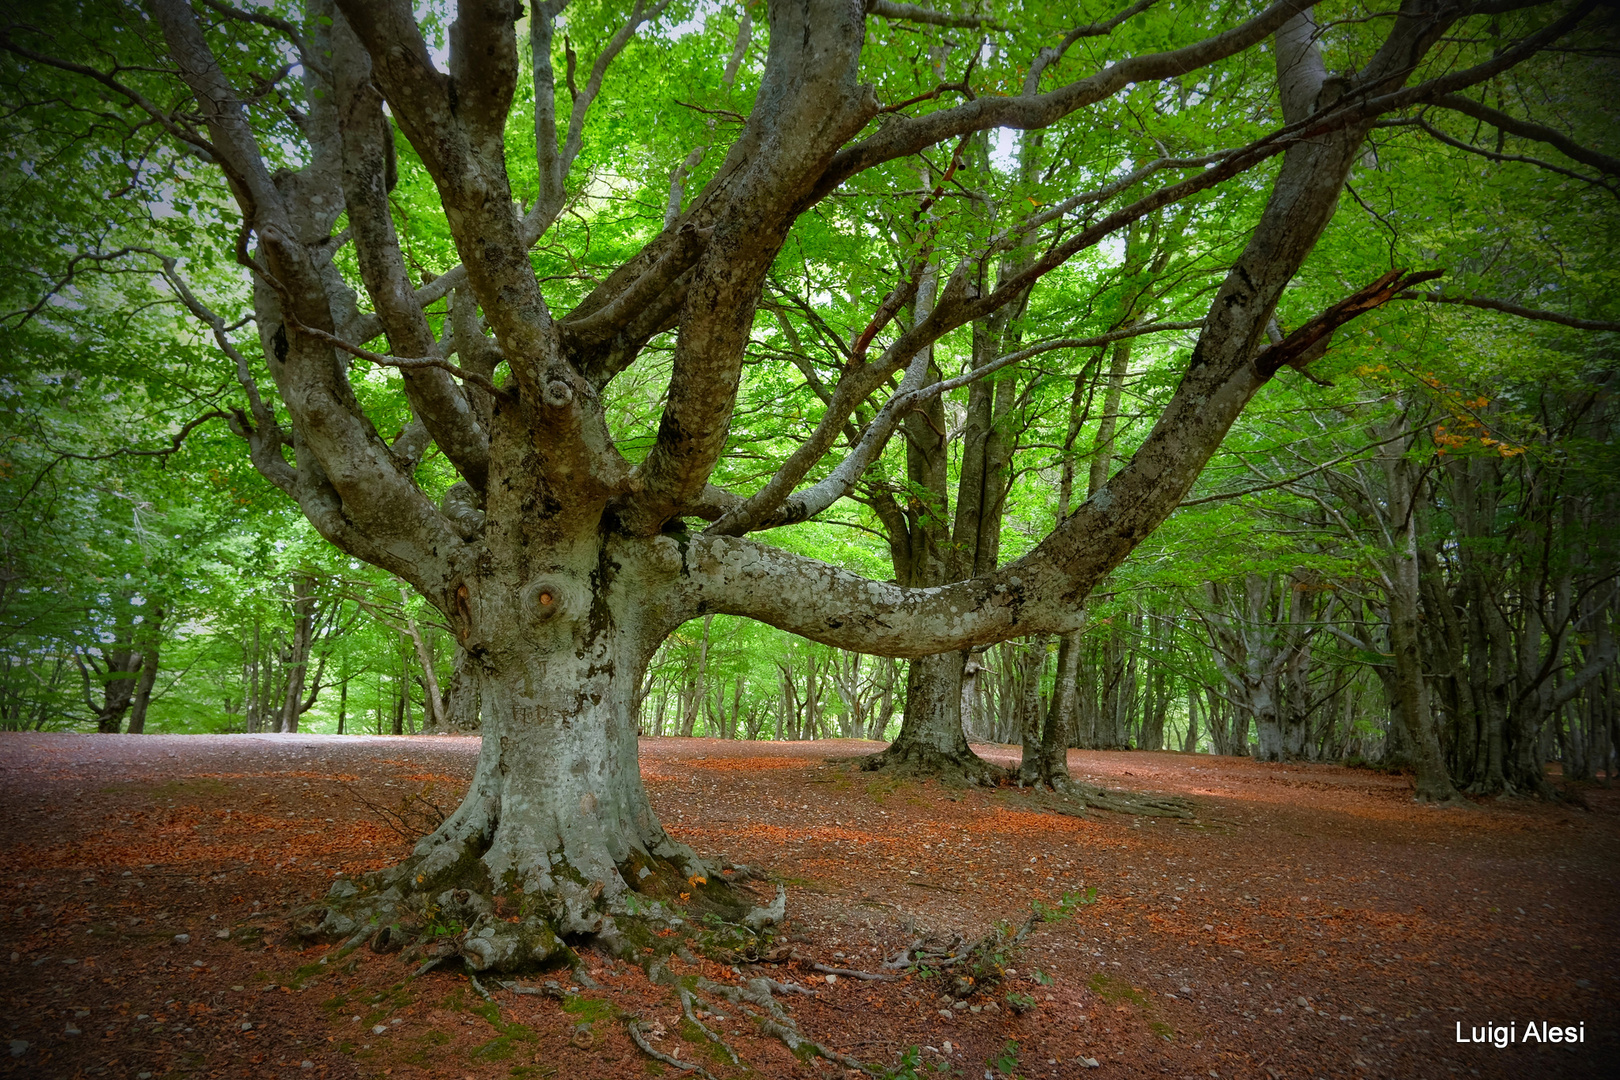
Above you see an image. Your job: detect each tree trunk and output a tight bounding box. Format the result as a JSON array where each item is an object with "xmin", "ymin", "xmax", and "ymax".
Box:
[
  {"xmin": 859, "ymin": 649, "xmax": 1002, "ymax": 781},
  {"xmin": 401, "ymin": 588, "xmax": 448, "ymax": 732},
  {"xmin": 1385, "ymin": 454, "xmax": 1463, "ymax": 801},
  {"xmin": 279, "ymin": 574, "xmax": 318, "ymax": 733},
  {"xmin": 126, "ymin": 606, "xmax": 164, "ymax": 734},
  {"xmin": 444, "ymin": 645, "xmax": 483, "ymax": 732}
]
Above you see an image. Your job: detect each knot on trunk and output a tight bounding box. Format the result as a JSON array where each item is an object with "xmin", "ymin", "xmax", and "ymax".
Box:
[
  {"xmin": 543, "ymin": 378, "xmax": 574, "ymax": 407},
  {"xmin": 522, "ymin": 575, "xmax": 586, "ymax": 623}
]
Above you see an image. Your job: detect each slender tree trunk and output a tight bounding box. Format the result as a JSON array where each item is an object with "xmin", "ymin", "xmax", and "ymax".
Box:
[
  {"xmin": 279, "ymin": 575, "xmax": 318, "ymax": 733},
  {"xmin": 401, "ymin": 588, "xmax": 448, "ymax": 732},
  {"xmin": 1385, "ymin": 453, "xmax": 1462, "ymax": 802},
  {"xmin": 337, "ymin": 669, "xmax": 349, "ymax": 735},
  {"xmin": 126, "ymin": 605, "xmax": 164, "ymax": 734}
]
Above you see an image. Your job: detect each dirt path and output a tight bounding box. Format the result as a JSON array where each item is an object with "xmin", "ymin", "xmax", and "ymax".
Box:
[{"xmin": 1, "ymin": 733, "xmax": 1613, "ymax": 1080}]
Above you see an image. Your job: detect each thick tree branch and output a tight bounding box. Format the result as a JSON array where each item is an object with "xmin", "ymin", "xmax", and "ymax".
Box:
[
  {"xmin": 332, "ymin": 17, "xmax": 490, "ymax": 490},
  {"xmin": 866, "ymin": 0, "xmax": 1005, "ymax": 29},
  {"xmin": 151, "ymin": 0, "xmax": 462, "ymax": 595}
]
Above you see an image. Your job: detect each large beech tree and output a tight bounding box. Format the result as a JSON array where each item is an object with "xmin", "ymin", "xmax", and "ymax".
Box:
[{"xmin": 4, "ymin": 0, "xmax": 1610, "ymax": 968}]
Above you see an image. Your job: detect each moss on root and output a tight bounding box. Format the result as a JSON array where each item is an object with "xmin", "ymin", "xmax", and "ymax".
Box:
[{"xmin": 294, "ymin": 844, "xmax": 779, "ymax": 977}]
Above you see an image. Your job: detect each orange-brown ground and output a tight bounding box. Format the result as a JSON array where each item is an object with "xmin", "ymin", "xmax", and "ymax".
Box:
[{"xmin": 0, "ymin": 733, "xmax": 1613, "ymax": 1080}]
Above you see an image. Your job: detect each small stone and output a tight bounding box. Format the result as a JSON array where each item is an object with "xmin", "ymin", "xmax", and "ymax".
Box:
[
  {"xmin": 372, "ymin": 1024, "xmax": 387, "ymax": 1035},
  {"xmin": 63, "ymin": 1027, "xmax": 80, "ymax": 1037},
  {"xmin": 1078, "ymin": 1056, "xmax": 1100, "ymax": 1068},
  {"xmin": 937, "ymin": 1009, "xmax": 952, "ymax": 1019},
  {"xmin": 122, "ymin": 871, "xmax": 132, "ymax": 877},
  {"xmin": 241, "ymin": 1022, "xmax": 253, "ymax": 1031},
  {"xmin": 173, "ymin": 934, "xmax": 190, "ymax": 945},
  {"xmin": 138, "ymin": 1074, "xmax": 152, "ymax": 1079},
  {"xmin": 215, "ymin": 930, "xmax": 230, "ymax": 940},
  {"xmin": 1296, "ymin": 997, "xmax": 1309, "ymax": 1008},
  {"xmin": 231, "ymin": 986, "xmax": 244, "ymax": 992},
  {"xmin": 300, "ymin": 1061, "xmax": 313, "ymax": 1070},
  {"xmin": 8, "ymin": 1040, "xmax": 26, "ymax": 1058},
  {"xmin": 825, "ymin": 974, "xmax": 837, "ymax": 984},
  {"xmin": 982, "ymin": 1002, "xmax": 998, "ymax": 1014},
  {"xmin": 942, "ymin": 1041, "xmax": 952, "ymax": 1053}
]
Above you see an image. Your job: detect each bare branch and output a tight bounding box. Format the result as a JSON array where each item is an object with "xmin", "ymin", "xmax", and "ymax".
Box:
[
  {"xmin": 196, "ymin": 0, "xmax": 322, "ymax": 76},
  {"xmin": 817, "ymin": 0, "xmax": 1311, "ymax": 200},
  {"xmin": 711, "ymin": 320, "xmax": 1205, "ymax": 536},
  {"xmin": 1178, "ymin": 426, "xmax": 1426, "ymax": 507},
  {"xmin": 1405, "ymin": 114, "xmax": 1617, "ymax": 191},
  {"xmin": 0, "ymin": 33, "xmax": 222, "ymax": 165},
  {"xmin": 559, "ymin": 0, "xmax": 673, "ymax": 180},
  {"xmin": 1431, "ymin": 90, "xmax": 1620, "ymax": 178},
  {"xmin": 1395, "ymin": 290, "xmax": 1620, "ymax": 332},
  {"xmin": 286, "ymin": 320, "xmax": 502, "ymax": 396}
]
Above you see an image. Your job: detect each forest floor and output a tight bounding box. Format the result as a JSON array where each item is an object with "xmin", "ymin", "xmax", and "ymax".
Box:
[{"xmin": 0, "ymin": 734, "xmax": 1614, "ymax": 1080}]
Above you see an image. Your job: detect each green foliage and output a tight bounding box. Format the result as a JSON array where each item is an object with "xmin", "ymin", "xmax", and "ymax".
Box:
[{"xmin": 0, "ymin": 0, "xmax": 1612, "ymax": 762}]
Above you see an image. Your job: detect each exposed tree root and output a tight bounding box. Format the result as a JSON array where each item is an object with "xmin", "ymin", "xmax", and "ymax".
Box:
[
  {"xmin": 854, "ymin": 741, "xmax": 1009, "ymax": 787},
  {"xmin": 810, "ymin": 961, "xmax": 896, "ymax": 981},
  {"xmin": 1024, "ymin": 776, "xmax": 1196, "ymax": 819},
  {"xmin": 694, "ymin": 975, "xmax": 879, "ymax": 1076},
  {"xmin": 627, "ymin": 1017, "xmax": 721, "ymax": 1080},
  {"xmin": 295, "ymin": 830, "xmax": 901, "ymax": 1074}
]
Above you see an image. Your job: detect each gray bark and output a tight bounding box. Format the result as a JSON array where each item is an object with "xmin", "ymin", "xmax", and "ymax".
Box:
[{"xmin": 44, "ymin": 0, "xmax": 1554, "ymax": 958}]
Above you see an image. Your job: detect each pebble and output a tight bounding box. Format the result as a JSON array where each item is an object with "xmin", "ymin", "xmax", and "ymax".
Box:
[
  {"xmin": 372, "ymin": 1024, "xmax": 387, "ymax": 1035},
  {"xmin": 215, "ymin": 930, "xmax": 230, "ymax": 940},
  {"xmin": 64, "ymin": 1027, "xmax": 81, "ymax": 1037},
  {"xmin": 300, "ymin": 1061, "xmax": 313, "ymax": 1070},
  {"xmin": 241, "ymin": 1022, "xmax": 253, "ymax": 1031},
  {"xmin": 173, "ymin": 934, "xmax": 190, "ymax": 945},
  {"xmin": 8, "ymin": 1040, "xmax": 26, "ymax": 1058}
]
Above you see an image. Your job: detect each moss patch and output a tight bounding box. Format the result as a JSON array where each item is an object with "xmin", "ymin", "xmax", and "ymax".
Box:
[{"xmin": 1087, "ymin": 972, "xmax": 1148, "ymax": 1008}]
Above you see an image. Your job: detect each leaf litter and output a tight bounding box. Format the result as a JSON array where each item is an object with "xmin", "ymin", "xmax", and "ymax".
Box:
[{"xmin": 0, "ymin": 732, "xmax": 1613, "ymax": 1079}]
